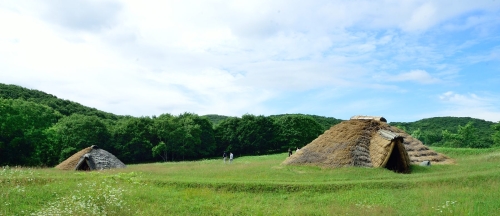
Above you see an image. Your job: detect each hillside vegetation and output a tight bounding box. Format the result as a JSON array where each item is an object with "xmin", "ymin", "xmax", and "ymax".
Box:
[
  {"xmin": 390, "ymin": 117, "xmax": 497, "ymax": 148},
  {"xmin": 0, "ymin": 83, "xmax": 120, "ymax": 120},
  {"xmin": 1, "ymin": 147, "xmax": 500, "ymax": 215},
  {"xmin": 1, "ymin": 83, "xmax": 500, "ymax": 168}
]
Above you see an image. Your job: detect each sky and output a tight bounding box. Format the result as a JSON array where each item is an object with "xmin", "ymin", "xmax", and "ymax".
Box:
[{"xmin": 1, "ymin": 0, "xmax": 500, "ymax": 123}]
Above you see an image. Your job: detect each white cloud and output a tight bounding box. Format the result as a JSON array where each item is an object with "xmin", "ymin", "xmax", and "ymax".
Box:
[
  {"xmin": 464, "ymin": 46, "xmax": 500, "ymax": 64},
  {"xmin": 437, "ymin": 91, "xmax": 500, "ymax": 122},
  {"xmin": 376, "ymin": 70, "xmax": 441, "ymax": 84},
  {"xmin": 438, "ymin": 91, "xmax": 496, "ymax": 107},
  {"xmin": 1, "ymin": 1, "xmax": 500, "ymax": 121},
  {"xmin": 403, "ymin": 2, "xmax": 437, "ymax": 31}
]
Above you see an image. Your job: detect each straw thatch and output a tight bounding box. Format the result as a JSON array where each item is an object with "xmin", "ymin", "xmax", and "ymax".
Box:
[
  {"xmin": 370, "ymin": 130, "xmax": 410, "ymax": 172},
  {"xmin": 283, "ymin": 119, "xmax": 454, "ymax": 173},
  {"xmin": 386, "ymin": 126, "xmax": 454, "ymax": 165},
  {"xmin": 350, "ymin": 115, "xmax": 387, "ymax": 122},
  {"xmin": 55, "ymin": 145, "xmax": 126, "ymax": 171}
]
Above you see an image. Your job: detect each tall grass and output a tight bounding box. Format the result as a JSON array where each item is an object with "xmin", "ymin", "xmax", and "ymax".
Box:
[{"xmin": 2, "ymin": 148, "xmax": 500, "ymax": 215}]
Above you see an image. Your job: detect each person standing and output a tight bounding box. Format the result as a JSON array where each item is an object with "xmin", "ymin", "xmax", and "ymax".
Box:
[
  {"xmin": 229, "ymin": 152, "xmax": 234, "ymax": 164},
  {"xmin": 288, "ymin": 148, "xmax": 292, "ymax": 157},
  {"xmin": 223, "ymin": 152, "xmax": 227, "ymax": 163}
]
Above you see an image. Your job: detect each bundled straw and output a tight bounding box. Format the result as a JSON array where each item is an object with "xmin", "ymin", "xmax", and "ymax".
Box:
[{"xmin": 283, "ymin": 119, "xmax": 454, "ymax": 173}]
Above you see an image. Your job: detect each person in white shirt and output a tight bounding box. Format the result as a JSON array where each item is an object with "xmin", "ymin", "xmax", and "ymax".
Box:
[{"xmin": 229, "ymin": 152, "xmax": 234, "ymax": 164}]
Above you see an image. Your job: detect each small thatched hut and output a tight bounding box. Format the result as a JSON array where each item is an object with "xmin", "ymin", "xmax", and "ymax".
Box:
[
  {"xmin": 56, "ymin": 145, "xmax": 126, "ymax": 171},
  {"xmin": 283, "ymin": 118, "xmax": 454, "ymax": 173}
]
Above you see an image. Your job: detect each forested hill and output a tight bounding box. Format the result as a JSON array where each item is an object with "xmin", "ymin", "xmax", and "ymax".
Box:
[
  {"xmin": 390, "ymin": 117, "xmax": 495, "ymax": 134},
  {"xmin": 390, "ymin": 117, "xmax": 496, "ymax": 148},
  {"xmin": 204, "ymin": 114, "xmax": 344, "ymax": 130},
  {"xmin": 202, "ymin": 114, "xmax": 233, "ymax": 126},
  {"xmin": 270, "ymin": 114, "xmax": 343, "ymax": 131},
  {"xmin": 0, "ymin": 83, "xmax": 120, "ymax": 120}
]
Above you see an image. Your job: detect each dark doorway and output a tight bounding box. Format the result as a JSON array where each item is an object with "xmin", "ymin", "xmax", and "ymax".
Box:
[
  {"xmin": 384, "ymin": 140, "xmax": 409, "ymax": 173},
  {"xmin": 76, "ymin": 159, "xmax": 91, "ymax": 171}
]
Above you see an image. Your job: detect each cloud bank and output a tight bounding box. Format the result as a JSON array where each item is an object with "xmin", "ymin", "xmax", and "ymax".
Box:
[{"xmin": 1, "ymin": 0, "xmax": 500, "ymax": 122}]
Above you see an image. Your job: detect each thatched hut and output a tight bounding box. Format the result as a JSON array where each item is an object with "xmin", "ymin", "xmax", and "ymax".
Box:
[
  {"xmin": 56, "ymin": 145, "xmax": 126, "ymax": 171},
  {"xmin": 283, "ymin": 119, "xmax": 454, "ymax": 173}
]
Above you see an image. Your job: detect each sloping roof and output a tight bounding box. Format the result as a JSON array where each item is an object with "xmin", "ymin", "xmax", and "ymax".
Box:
[
  {"xmin": 56, "ymin": 145, "xmax": 126, "ymax": 170},
  {"xmin": 386, "ymin": 126, "xmax": 453, "ymax": 164},
  {"xmin": 282, "ymin": 119, "xmax": 453, "ymax": 172},
  {"xmin": 55, "ymin": 147, "xmax": 93, "ymax": 170}
]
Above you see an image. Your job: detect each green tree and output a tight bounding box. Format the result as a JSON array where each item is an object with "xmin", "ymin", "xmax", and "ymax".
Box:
[
  {"xmin": 152, "ymin": 114, "xmax": 176, "ymax": 161},
  {"xmin": 410, "ymin": 128, "xmax": 422, "ymax": 140},
  {"xmin": 151, "ymin": 113, "xmax": 215, "ymax": 162},
  {"xmin": 390, "ymin": 117, "xmax": 494, "ymax": 146},
  {"xmin": 420, "ymin": 131, "xmax": 442, "ymax": 146},
  {"xmin": 152, "ymin": 141, "xmax": 168, "ymax": 162},
  {"xmin": 236, "ymin": 114, "xmax": 278, "ymax": 155},
  {"xmin": 442, "ymin": 122, "xmax": 482, "ymax": 148},
  {"xmin": 214, "ymin": 115, "xmax": 279, "ymax": 156},
  {"xmin": 274, "ymin": 115, "xmax": 323, "ymax": 151},
  {"xmin": 492, "ymin": 122, "xmax": 500, "ymax": 147},
  {"xmin": 48, "ymin": 114, "xmax": 112, "ymax": 163},
  {"xmin": 191, "ymin": 115, "xmax": 216, "ymax": 158},
  {"xmin": 214, "ymin": 117, "xmax": 240, "ymax": 154},
  {"xmin": 0, "ymin": 98, "xmax": 62, "ymax": 166},
  {"xmin": 0, "ymin": 83, "xmax": 120, "ymax": 120},
  {"xmin": 111, "ymin": 116, "xmax": 155, "ymax": 163},
  {"xmin": 271, "ymin": 114, "xmax": 342, "ymax": 131},
  {"xmin": 171, "ymin": 113, "xmax": 202, "ymax": 160}
]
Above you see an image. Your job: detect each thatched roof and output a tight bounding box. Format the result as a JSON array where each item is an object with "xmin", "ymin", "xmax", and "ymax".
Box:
[
  {"xmin": 350, "ymin": 115, "xmax": 387, "ymax": 122},
  {"xmin": 387, "ymin": 126, "xmax": 454, "ymax": 165},
  {"xmin": 55, "ymin": 145, "xmax": 126, "ymax": 171},
  {"xmin": 282, "ymin": 119, "xmax": 454, "ymax": 172}
]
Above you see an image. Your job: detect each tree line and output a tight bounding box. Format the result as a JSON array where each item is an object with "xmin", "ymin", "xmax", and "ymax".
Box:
[
  {"xmin": 0, "ymin": 96, "xmax": 325, "ymax": 166},
  {"xmin": 2, "ymin": 83, "xmax": 500, "ymax": 167}
]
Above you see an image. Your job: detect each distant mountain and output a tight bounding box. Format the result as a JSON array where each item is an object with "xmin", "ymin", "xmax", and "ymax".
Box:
[
  {"xmin": 2, "ymin": 82, "xmax": 495, "ymax": 135},
  {"xmin": 0, "ymin": 83, "xmax": 120, "ymax": 120},
  {"xmin": 390, "ymin": 116, "xmax": 495, "ymax": 146},
  {"xmin": 270, "ymin": 114, "xmax": 343, "ymax": 131},
  {"xmin": 202, "ymin": 113, "xmax": 343, "ymax": 131},
  {"xmin": 390, "ymin": 117, "xmax": 495, "ymax": 134},
  {"xmin": 202, "ymin": 114, "xmax": 233, "ymax": 126}
]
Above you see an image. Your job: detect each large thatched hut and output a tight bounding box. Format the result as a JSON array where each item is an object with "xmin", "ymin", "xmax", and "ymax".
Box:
[
  {"xmin": 56, "ymin": 145, "xmax": 126, "ymax": 171},
  {"xmin": 283, "ymin": 118, "xmax": 453, "ymax": 173}
]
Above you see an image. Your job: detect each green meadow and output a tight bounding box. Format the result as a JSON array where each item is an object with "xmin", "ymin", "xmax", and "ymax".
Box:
[{"xmin": 2, "ymin": 147, "xmax": 500, "ymax": 216}]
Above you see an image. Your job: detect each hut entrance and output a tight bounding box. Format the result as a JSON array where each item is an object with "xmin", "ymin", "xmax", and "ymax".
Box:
[
  {"xmin": 384, "ymin": 139, "xmax": 409, "ymax": 173},
  {"xmin": 76, "ymin": 159, "xmax": 91, "ymax": 171}
]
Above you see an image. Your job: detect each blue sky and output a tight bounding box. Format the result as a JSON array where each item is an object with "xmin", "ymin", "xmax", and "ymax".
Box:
[{"xmin": 1, "ymin": 0, "xmax": 499, "ymax": 122}]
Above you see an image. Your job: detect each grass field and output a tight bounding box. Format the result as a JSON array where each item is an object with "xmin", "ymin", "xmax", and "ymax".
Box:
[{"xmin": 2, "ymin": 147, "xmax": 500, "ymax": 215}]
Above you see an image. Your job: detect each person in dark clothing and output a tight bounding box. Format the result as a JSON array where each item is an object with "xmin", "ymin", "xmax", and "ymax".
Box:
[
  {"xmin": 223, "ymin": 152, "xmax": 227, "ymax": 163},
  {"xmin": 288, "ymin": 148, "xmax": 292, "ymax": 157}
]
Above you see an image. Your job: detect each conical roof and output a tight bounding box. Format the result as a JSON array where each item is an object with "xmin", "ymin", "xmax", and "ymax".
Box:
[{"xmin": 55, "ymin": 145, "xmax": 126, "ymax": 170}]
